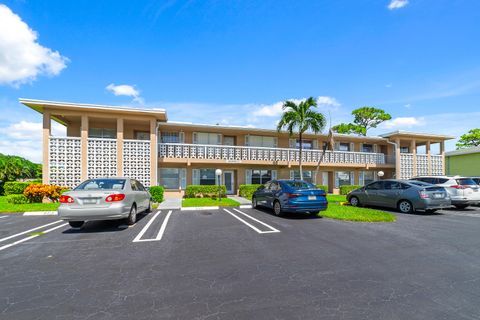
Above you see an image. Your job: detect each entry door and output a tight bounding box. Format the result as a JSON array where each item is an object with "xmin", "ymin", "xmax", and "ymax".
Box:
[{"xmin": 223, "ymin": 171, "xmax": 235, "ymax": 194}]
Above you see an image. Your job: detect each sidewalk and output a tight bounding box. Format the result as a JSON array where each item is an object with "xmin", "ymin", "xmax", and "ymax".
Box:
[
  {"xmin": 158, "ymin": 198, "xmax": 182, "ymax": 210},
  {"xmin": 227, "ymin": 195, "xmax": 251, "ymax": 205}
]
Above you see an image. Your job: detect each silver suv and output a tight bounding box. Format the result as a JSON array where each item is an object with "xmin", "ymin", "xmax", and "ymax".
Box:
[{"xmin": 410, "ymin": 176, "xmax": 480, "ymax": 209}]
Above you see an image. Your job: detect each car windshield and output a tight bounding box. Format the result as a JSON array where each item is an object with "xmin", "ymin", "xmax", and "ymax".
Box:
[
  {"xmin": 75, "ymin": 179, "xmax": 126, "ymax": 190},
  {"xmin": 283, "ymin": 181, "xmax": 315, "ymax": 189},
  {"xmin": 456, "ymin": 178, "xmax": 477, "ymax": 186}
]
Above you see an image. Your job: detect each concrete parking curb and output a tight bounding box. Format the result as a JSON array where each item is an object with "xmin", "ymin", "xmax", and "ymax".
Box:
[
  {"xmin": 23, "ymin": 211, "xmax": 58, "ymax": 216},
  {"xmin": 181, "ymin": 206, "xmax": 220, "ymax": 211}
]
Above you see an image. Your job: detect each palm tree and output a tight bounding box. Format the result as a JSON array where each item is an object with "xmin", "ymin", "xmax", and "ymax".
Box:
[{"xmin": 277, "ymin": 97, "xmax": 327, "ymax": 181}]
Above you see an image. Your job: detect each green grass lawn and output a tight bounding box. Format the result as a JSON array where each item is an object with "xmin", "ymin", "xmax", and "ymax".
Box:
[
  {"xmin": 182, "ymin": 197, "xmax": 241, "ymax": 207},
  {"xmin": 320, "ymin": 203, "xmax": 396, "ymax": 222},
  {"xmin": 326, "ymin": 194, "xmax": 347, "ymax": 203},
  {"xmin": 0, "ymin": 196, "xmax": 60, "ymax": 213}
]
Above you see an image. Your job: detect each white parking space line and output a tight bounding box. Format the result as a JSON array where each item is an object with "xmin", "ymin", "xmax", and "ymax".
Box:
[
  {"xmin": 132, "ymin": 210, "xmax": 173, "ymax": 242},
  {"xmin": 223, "ymin": 209, "xmax": 280, "ymax": 234},
  {"xmin": 0, "ymin": 216, "xmax": 8, "ymax": 219},
  {"xmin": 0, "ymin": 223, "xmax": 68, "ymax": 252},
  {"xmin": 232, "ymin": 208, "xmax": 280, "ymax": 233},
  {"xmin": 0, "ymin": 220, "xmax": 64, "ymax": 244}
]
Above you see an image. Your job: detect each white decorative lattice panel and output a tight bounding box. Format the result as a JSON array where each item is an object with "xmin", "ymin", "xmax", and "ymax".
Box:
[
  {"xmin": 400, "ymin": 153, "xmax": 414, "ymax": 179},
  {"xmin": 49, "ymin": 137, "xmax": 82, "ymax": 188},
  {"xmin": 123, "ymin": 140, "xmax": 151, "ymax": 186},
  {"xmin": 416, "ymin": 154, "xmax": 428, "ymax": 176},
  {"xmin": 431, "ymin": 155, "xmax": 444, "ymax": 175},
  {"xmin": 87, "ymin": 138, "xmax": 117, "ymax": 179}
]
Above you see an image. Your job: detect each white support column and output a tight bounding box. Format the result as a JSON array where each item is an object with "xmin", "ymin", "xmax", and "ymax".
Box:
[
  {"xmin": 411, "ymin": 140, "xmax": 417, "ymax": 177},
  {"xmin": 426, "ymin": 140, "xmax": 432, "ymax": 175},
  {"xmin": 395, "ymin": 138, "xmax": 401, "ymax": 179},
  {"xmin": 440, "ymin": 141, "xmax": 445, "ymax": 175},
  {"xmin": 150, "ymin": 119, "xmax": 157, "ymax": 186},
  {"xmin": 42, "ymin": 111, "xmax": 51, "ymax": 185},
  {"xmin": 117, "ymin": 118, "xmax": 124, "ymax": 176},
  {"xmin": 80, "ymin": 115, "xmax": 89, "ymax": 181}
]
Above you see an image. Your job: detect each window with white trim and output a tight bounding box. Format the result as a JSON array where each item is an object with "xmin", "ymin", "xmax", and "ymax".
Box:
[
  {"xmin": 89, "ymin": 128, "xmax": 116, "ymax": 139},
  {"xmin": 193, "ymin": 132, "xmax": 221, "ymax": 145},
  {"xmin": 337, "ymin": 142, "xmax": 351, "ymax": 152},
  {"xmin": 335, "ymin": 171, "xmax": 354, "ymax": 188},
  {"xmin": 161, "ymin": 132, "xmax": 181, "ymax": 143},
  {"xmin": 359, "ymin": 171, "xmax": 375, "ymax": 186},
  {"xmin": 290, "ymin": 170, "xmax": 315, "ymax": 183},
  {"xmin": 246, "ymin": 135, "xmax": 277, "ymax": 148},
  {"xmin": 159, "ymin": 168, "xmax": 186, "ymax": 189},
  {"xmin": 361, "ymin": 144, "xmax": 374, "ymax": 153},
  {"xmin": 246, "ymin": 169, "xmax": 277, "ymax": 184}
]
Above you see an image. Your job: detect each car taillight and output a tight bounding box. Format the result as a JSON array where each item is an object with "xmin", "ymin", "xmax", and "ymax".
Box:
[
  {"xmin": 451, "ymin": 185, "xmax": 467, "ymax": 189},
  {"xmin": 59, "ymin": 195, "xmax": 74, "ymax": 204},
  {"xmin": 105, "ymin": 194, "xmax": 126, "ymax": 202},
  {"xmin": 419, "ymin": 190, "xmax": 429, "ymax": 199},
  {"xmin": 287, "ymin": 193, "xmax": 301, "ymax": 198}
]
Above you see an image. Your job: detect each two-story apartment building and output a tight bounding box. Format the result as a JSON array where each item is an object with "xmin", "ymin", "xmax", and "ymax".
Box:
[{"xmin": 21, "ymin": 99, "xmax": 453, "ymax": 197}]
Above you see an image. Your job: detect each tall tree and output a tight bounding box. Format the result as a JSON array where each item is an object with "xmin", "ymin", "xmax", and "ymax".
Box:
[
  {"xmin": 332, "ymin": 106, "xmax": 392, "ymax": 136},
  {"xmin": 456, "ymin": 129, "xmax": 480, "ymax": 149},
  {"xmin": 277, "ymin": 97, "xmax": 326, "ymax": 181}
]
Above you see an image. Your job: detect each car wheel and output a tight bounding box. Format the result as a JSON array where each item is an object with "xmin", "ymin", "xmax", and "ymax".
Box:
[
  {"xmin": 252, "ymin": 196, "xmax": 258, "ymax": 209},
  {"xmin": 454, "ymin": 204, "xmax": 468, "ymax": 210},
  {"xmin": 349, "ymin": 196, "xmax": 360, "ymax": 207},
  {"xmin": 398, "ymin": 200, "xmax": 413, "ymax": 214},
  {"xmin": 145, "ymin": 200, "xmax": 152, "ymax": 213},
  {"xmin": 69, "ymin": 221, "xmax": 84, "ymax": 228},
  {"xmin": 273, "ymin": 200, "xmax": 283, "ymax": 216},
  {"xmin": 127, "ymin": 205, "xmax": 137, "ymax": 225}
]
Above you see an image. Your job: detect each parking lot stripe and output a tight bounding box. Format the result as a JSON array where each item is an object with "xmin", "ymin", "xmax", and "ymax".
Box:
[
  {"xmin": 155, "ymin": 210, "xmax": 173, "ymax": 241},
  {"xmin": 232, "ymin": 208, "xmax": 280, "ymax": 233},
  {"xmin": 0, "ymin": 216, "xmax": 7, "ymax": 219},
  {"xmin": 0, "ymin": 220, "xmax": 64, "ymax": 244},
  {"xmin": 0, "ymin": 223, "xmax": 68, "ymax": 252},
  {"xmin": 132, "ymin": 210, "xmax": 162, "ymax": 242},
  {"xmin": 223, "ymin": 209, "xmax": 280, "ymax": 234}
]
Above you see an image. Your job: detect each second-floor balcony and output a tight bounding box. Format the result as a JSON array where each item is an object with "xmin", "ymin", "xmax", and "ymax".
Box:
[{"xmin": 158, "ymin": 143, "xmax": 395, "ymax": 166}]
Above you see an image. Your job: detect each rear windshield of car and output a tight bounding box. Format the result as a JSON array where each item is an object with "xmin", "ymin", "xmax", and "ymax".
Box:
[
  {"xmin": 75, "ymin": 179, "xmax": 126, "ymax": 190},
  {"xmin": 409, "ymin": 181, "xmax": 432, "ymax": 186},
  {"xmin": 456, "ymin": 178, "xmax": 477, "ymax": 186},
  {"xmin": 283, "ymin": 181, "xmax": 315, "ymax": 189}
]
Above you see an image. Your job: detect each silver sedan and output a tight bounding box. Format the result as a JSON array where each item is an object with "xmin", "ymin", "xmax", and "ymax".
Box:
[
  {"xmin": 347, "ymin": 179, "xmax": 451, "ymax": 214},
  {"xmin": 58, "ymin": 178, "xmax": 152, "ymax": 228}
]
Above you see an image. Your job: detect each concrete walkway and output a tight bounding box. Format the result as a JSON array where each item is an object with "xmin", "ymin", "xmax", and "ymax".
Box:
[
  {"xmin": 227, "ymin": 195, "xmax": 251, "ymax": 205},
  {"xmin": 158, "ymin": 198, "xmax": 182, "ymax": 210}
]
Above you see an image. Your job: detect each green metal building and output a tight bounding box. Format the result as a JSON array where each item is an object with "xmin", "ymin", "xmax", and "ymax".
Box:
[{"xmin": 445, "ymin": 147, "xmax": 480, "ymax": 176}]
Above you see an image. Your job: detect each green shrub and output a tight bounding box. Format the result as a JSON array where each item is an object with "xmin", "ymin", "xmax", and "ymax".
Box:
[
  {"xmin": 339, "ymin": 185, "xmax": 362, "ymax": 195},
  {"xmin": 6, "ymin": 194, "xmax": 29, "ymax": 204},
  {"xmin": 4, "ymin": 182, "xmax": 31, "ymax": 195},
  {"xmin": 239, "ymin": 184, "xmax": 262, "ymax": 200},
  {"xmin": 185, "ymin": 185, "xmax": 226, "ymax": 198},
  {"xmin": 315, "ymin": 185, "xmax": 329, "ymax": 193},
  {"xmin": 149, "ymin": 186, "xmax": 164, "ymax": 203}
]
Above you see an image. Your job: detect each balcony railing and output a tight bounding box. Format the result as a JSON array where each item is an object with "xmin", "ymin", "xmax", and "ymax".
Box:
[{"xmin": 159, "ymin": 143, "xmax": 394, "ymax": 165}]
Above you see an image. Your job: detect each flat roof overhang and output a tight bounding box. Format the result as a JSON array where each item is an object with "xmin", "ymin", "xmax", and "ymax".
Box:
[
  {"xmin": 19, "ymin": 98, "xmax": 168, "ymax": 125},
  {"xmin": 379, "ymin": 130, "xmax": 455, "ymax": 142}
]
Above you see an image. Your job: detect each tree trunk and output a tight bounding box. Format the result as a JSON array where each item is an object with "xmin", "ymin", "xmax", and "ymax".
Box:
[{"xmin": 299, "ymin": 132, "xmax": 303, "ymax": 181}]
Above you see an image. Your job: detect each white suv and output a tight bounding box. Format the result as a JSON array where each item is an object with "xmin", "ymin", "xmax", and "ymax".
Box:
[{"xmin": 410, "ymin": 176, "xmax": 480, "ymax": 209}]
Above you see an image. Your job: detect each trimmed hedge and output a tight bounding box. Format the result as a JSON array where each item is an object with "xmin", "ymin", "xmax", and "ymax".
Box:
[
  {"xmin": 4, "ymin": 182, "xmax": 31, "ymax": 195},
  {"xmin": 185, "ymin": 185, "xmax": 227, "ymax": 198},
  {"xmin": 149, "ymin": 186, "xmax": 164, "ymax": 203},
  {"xmin": 6, "ymin": 194, "xmax": 29, "ymax": 204},
  {"xmin": 315, "ymin": 185, "xmax": 328, "ymax": 193},
  {"xmin": 339, "ymin": 185, "xmax": 362, "ymax": 195},
  {"xmin": 239, "ymin": 184, "xmax": 262, "ymax": 200}
]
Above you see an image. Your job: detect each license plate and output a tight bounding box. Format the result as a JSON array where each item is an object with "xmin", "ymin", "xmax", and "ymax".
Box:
[
  {"xmin": 308, "ymin": 196, "xmax": 316, "ymax": 200},
  {"xmin": 433, "ymin": 193, "xmax": 444, "ymax": 199},
  {"xmin": 83, "ymin": 199, "xmax": 96, "ymax": 204}
]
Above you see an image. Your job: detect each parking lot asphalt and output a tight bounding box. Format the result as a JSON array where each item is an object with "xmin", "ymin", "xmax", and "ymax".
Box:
[{"xmin": 1, "ymin": 207, "xmax": 480, "ymax": 320}]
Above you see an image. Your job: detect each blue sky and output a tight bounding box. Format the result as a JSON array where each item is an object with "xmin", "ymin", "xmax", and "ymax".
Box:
[{"xmin": 1, "ymin": 0, "xmax": 480, "ymax": 162}]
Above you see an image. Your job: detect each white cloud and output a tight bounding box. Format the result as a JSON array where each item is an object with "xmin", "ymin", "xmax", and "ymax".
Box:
[
  {"xmin": 0, "ymin": 4, "xmax": 68, "ymax": 86},
  {"xmin": 388, "ymin": 0, "xmax": 409, "ymax": 10},
  {"xmin": 106, "ymin": 83, "xmax": 144, "ymax": 104},
  {"xmin": 382, "ymin": 116, "xmax": 425, "ymax": 129},
  {"xmin": 252, "ymin": 96, "xmax": 340, "ymax": 118},
  {"xmin": 0, "ymin": 121, "xmax": 65, "ymax": 162}
]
